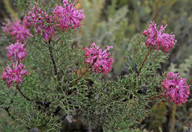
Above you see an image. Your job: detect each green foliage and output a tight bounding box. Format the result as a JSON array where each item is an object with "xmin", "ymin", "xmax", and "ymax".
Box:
[
  {"xmin": 0, "ymin": 0, "xmax": 192, "ymax": 131},
  {"xmin": 0, "ymin": 27, "xmax": 169, "ymax": 131},
  {"xmin": 14, "ymin": 0, "xmax": 30, "ymax": 14},
  {"xmin": 0, "ymin": 109, "xmax": 16, "ymax": 132},
  {"xmin": 168, "ymin": 55, "xmax": 192, "ymax": 78},
  {"xmin": 178, "ymin": 55, "xmax": 192, "ymax": 77},
  {"xmin": 147, "ymin": 101, "xmax": 168, "ymax": 131},
  {"xmin": 70, "ymin": 35, "xmax": 168, "ymax": 131}
]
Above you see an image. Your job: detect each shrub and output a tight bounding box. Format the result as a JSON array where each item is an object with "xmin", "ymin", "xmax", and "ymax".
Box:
[{"xmin": 0, "ymin": 0, "xmax": 191, "ymax": 131}]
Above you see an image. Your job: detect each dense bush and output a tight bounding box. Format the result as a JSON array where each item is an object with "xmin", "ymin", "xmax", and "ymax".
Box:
[{"xmin": 0, "ymin": 0, "xmax": 192, "ymax": 131}]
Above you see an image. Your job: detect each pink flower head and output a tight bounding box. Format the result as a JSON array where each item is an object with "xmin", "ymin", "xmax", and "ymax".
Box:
[
  {"xmin": 143, "ymin": 21, "xmax": 176, "ymax": 53},
  {"xmin": 53, "ymin": 0, "xmax": 85, "ymax": 30},
  {"xmin": 23, "ymin": 3, "xmax": 55, "ymax": 40},
  {"xmin": 2, "ymin": 63, "xmax": 29, "ymax": 87},
  {"xmin": 2, "ymin": 19, "xmax": 32, "ymax": 42},
  {"xmin": 6, "ymin": 42, "xmax": 27, "ymax": 62},
  {"xmin": 84, "ymin": 42, "xmax": 114, "ymax": 75},
  {"xmin": 161, "ymin": 72, "xmax": 190, "ymax": 104}
]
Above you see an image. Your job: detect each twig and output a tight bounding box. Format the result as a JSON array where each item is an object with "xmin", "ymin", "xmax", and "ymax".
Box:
[
  {"xmin": 183, "ymin": 111, "xmax": 192, "ymax": 126},
  {"xmin": 73, "ymin": 68, "xmax": 89, "ymax": 85},
  {"xmin": 133, "ymin": 48, "xmax": 152, "ymax": 89},
  {"xmin": 47, "ymin": 40, "xmax": 62, "ymax": 92},
  {"xmin": 16, "ymin": 85, "xmax": 31, "ymax": 101},
  {"xmin": 66, "ymin": 68, "xmax": 89, "ymax": 95},
  {"xmin": 148, "ymin": 94, "xmax": 162, "ymax": 100},
  {"xmin": 16, "ymin": 85, "xmax": 49, "ymax": 107},
  {"xmin": 48, "ymin": 40, "xmax": 58, "ymax": 77},
  {"xmin": 137, "ymin": 48, "xmax": 152, "ymax": 76},
  {"xmin": 4, "ymin": 107, "xmax": 15, "ymax": 120},
  {"xmin": 170, "ymin": 104, "xmax": 176, "ymax": 132}
]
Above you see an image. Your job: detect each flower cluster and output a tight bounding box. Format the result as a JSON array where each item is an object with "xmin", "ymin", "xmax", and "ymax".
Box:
[
  {"xmin": 2, "ymin": 19, "xmax": 32, "ymax": 42},
  {"xmin": 6, "ymin": 42, "xmax": 27, "ymax": 62},
  {"xmin": 84, "ymin": 42, "xmax": 114, "ymax": 75},
  {"xmin": 53, "ymin": 0, "xmax": 85, "ymax": 30},
  {"xmin": 23, "ymin": 0, "xmax": 85, "ymax": 40},
  {"xmin": 143, "ymin": 21, "xmax": 176, "ymax": 53},
  {"xmin": 2, "ymin": 1, "xmax": 85, "ymax": 87},
  {"xmin": 2, "ymin": 63, "xmax": 29, "ymax": 87},
  {"xmin": 23, "ymin": 3, "xmax": 55, "ymax": 40},
  {"xmin": 2, "ymin": 21, "xmax": 29, "ymax": 87},
  {"xmin": 161, "ymin": 72, "xmax": 190, "ymax": 104},
  {"xmin": 2, "ymin": 42, "xmax": 29, "ymax": 87}
]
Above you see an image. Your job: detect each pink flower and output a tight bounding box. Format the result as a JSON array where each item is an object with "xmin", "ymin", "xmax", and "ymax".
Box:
[
  {"xmin": 2, "ymin": 63, "xmax": 29, "ymax": 87},
  {"xmin": 6, "ymin": 42, "xmax": 27, "ymax": 62},
  {"xmin": 63, "ymin": 0, "xmax": 68, "ymax": 5},
  {"xmin": 2, "ymin": 20, "xmax": 11, "ymax": 34},
  {"xmin": 2, "ymin": 19, "xmax": 32, "ymax": 42},
  {"xmin": 23, "ymin": 3, "xmax": 55, "ymax": 40},
  {"xmin": 84, "ymin": 42, "xmax": 114, "ymax": 75},
  {"xmin": 53, "ymin": 0, "xmax": 85, "ymax": 30},
  {"xmin": 161, "ymin": 72, "xmax": 190, "ymax": 104},
  {"xmin": 143, "ymin": 21, "xmax": 176, "ymax": 53}
]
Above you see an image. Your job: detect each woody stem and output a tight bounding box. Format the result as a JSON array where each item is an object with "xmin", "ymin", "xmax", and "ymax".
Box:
[
  {"xmin": 47, "ymin": 40, "xmax": 62, "ymax": 92},
  {"xmin": 134, "ymin": 48, "xmax": 152, "ymax": 89},
  {"xmin": 16, "ymin": 85, "xmax": 31, "ymax": 101},
  {"xmin": 137, "ymin": 48, "xmax": 152, "ymax": 76},
  {"xmin": 148, "ymin": 94, "xmax": 162, "ymax": 100}
]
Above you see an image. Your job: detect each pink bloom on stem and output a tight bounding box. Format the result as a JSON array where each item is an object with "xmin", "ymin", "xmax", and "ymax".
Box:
[
  {"xmin": 53, "ymin": 0, "xmax": 85, "ymax": 30},
  {"xmin": 84, "ymin": 42, "xmax": 114, "ymax": 75},
  {"xmin": 6, "ymin": 42, "xmax": 27, "ymax": 62},
  {"xmin": 161, "ymin": 72, "xmax": 190, "ymax": 105},
  {"xmin": 143, "ymin": 21, "xmax": 176, "ymax": 53},
  {"xmin": 2, "ymin": 63, "xmax": 29, "ymax": 87},
  {"xmin": 23, "ymin": 3, "xmax": 55, "ymax": 40},
  {"xmin": 2, "ymin": 19, "xmax": 32, "ymax": 42}
]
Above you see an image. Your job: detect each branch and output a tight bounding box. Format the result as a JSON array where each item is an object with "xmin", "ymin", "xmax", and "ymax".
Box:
[
  {"xmin": 148, "ymin": 94, "xmax": 162, "ymax": 100},
  {"xmin": 16, "ymin": 85, "xmax": 31, "ymax": 101},
  {"xmin": 47, "ymin": 40, "xmax": 62, "ymax": 92},
  {"xmin": 4, "ymin": 107, "xmax": 15, "ymax": 120},
  {"xmin": 137, "ymin": 48, "xmax": 152, "ymax": 76},
  {"xmin": 48, "ymin": 40, "xmax": 58, "ymax": 77},
  {"xmin": 170, "ymin": 104, "xmax": 176, "ymax": 132},
  {"xmin": 133, "ymin": 48, "xmax": 152, "ymax": 89},
  {"xmin": 183, "ymin": 111, "xmax": 192, "ymax": 126}
]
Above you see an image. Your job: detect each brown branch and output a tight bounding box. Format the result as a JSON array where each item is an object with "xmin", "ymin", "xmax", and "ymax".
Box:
[
  {"xmin": 16, "ymin": 87, "xmax": 52, "ymax": 108},
  {"xmin": 16, "ymin": 85, "xmax": 31, "ymax": 101},
  {"xmin": 74, "ymin": 68, "xmax": 89, "ymax": 83},
  {"xmin": 48, "ymin": 41, "xmax": 58, "ymax": 77},
  {"xmin": 148, "ymin": 94, "xmax": 162, "ymax": 100},
  {"xmin": 133, "ymin": 48, "xmax": 152, "ymax": 89},
  {"xmin": 47, "ymin": 40, "xmax": 62, "ymax": 92},
  {"xmin": 4, "ymin": 107, "xmax": 15, "ymax": 120},
  {"xmin": 137, "ymin": 48, "xmax": 152, "ymax": 76},
  {"xmin": 66, "ymin": 68, "xmax": 89, "ymax": 95},
  {"xmin": 183, "ymin": 111, "xmax": 192, "ymax": 126},
  {"xmin": 170, "ymin": 104, "xmax": 176, "ymax": 132}
]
